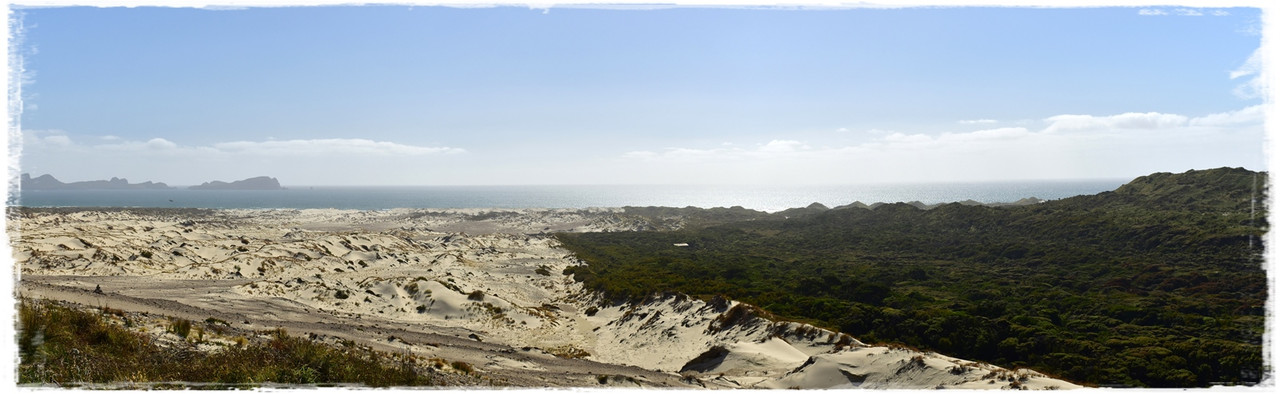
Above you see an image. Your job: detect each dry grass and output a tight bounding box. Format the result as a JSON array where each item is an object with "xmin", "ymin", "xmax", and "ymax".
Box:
[
  {"xmin": 18, "ymin": 299, "xmax": 438, "ymax": 387},
  {"xmin": 546, "ymin": 345, "xmax": 591, "ymax": 359}
]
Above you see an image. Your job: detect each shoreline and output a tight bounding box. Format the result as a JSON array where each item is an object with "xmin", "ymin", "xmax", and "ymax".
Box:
[
  {"xmin": 8, "ymin": 194, "xmax": 1048, "ymax": 215},
  {"xmin": 10, "ymin": 179, "xmax": 1124, "ymax": 213}
]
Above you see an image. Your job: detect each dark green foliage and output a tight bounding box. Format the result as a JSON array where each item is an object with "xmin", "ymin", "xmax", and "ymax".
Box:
[
  {"xmin": 334, "ymin": 290, "xmax": 349, "ymax": 299},
  {"xmin": 467, "ymin": 290, "xmax": 485, "ymax": 301},
  {"xmin": 622, "ymin": 205, "xmax": 772, "ymax": 228},
  {"xmin": 18, "ymin": 300, "xmax": 435, "ymax": 387},
  {"xmin": 557, "ymin": 168, "xmax": 1267, "ymax": 388}
]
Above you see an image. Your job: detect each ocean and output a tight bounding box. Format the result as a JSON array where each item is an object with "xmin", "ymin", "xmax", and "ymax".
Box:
[{"xmin": 9, "ymin": 180, "xmax": 1128, "ymax": 213}]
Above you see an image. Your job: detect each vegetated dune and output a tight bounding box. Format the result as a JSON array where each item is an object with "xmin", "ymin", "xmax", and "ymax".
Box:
[{"xmin": 11, "ymin": 207, "xmax": 1078, "ymax": 389}]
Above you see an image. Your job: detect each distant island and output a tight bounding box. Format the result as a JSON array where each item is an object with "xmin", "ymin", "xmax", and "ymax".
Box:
[
  {"xmin": 19, "ymin": 173, "xmax": 285, "ymax": 191},
  {"xmin": 20, "ymin": 173, "xmax": 173, "ymax": 190},
  {"xmin": 188, "ymin": 176, "xmax": 284, "ymax": 190}
]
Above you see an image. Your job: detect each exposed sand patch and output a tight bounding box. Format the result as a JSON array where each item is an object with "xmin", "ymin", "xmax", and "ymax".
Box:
[{"xmin": 11, "ymin": 208, "xmax": 1079, "ymax": 389}]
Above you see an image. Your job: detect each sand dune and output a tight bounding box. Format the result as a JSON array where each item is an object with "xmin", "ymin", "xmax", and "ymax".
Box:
[{"xmin": 11, "ymin": 207, "xmax": 1078, "ymax": 389}]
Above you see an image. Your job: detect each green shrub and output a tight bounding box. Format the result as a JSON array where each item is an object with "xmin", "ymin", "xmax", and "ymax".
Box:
[{"xmin": 168, "ymin": 318, "xmax": 192, "ymax": 339}]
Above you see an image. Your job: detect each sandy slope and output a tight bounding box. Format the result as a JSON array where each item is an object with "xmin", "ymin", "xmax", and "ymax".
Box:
[{"xmin": 10, "ymin": 208, "xmax": 1079, "ymax": 389}]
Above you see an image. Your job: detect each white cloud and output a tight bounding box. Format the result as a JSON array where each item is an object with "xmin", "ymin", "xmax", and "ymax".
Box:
[
  {"xmin": 1230, "ymin": 48, "xmax": 1260, "ymax": 80},
  {"xmin": 92, "ymin": 137, "xmax": 203, "ymax": 154},
  {"xmin": 20, "ymin": 134, "xmax": 470, "ymax": 185},
  {"xmin": 20, "ymin": 129, "xmax": 80, "ymax": 148},
  {"xmin": 657, "ymin": 147, "xmax": 726, "ymax": 160},
  {"xmin": 1230, "ymin": 48, "xmax": 1263, "ymax": 100},
  {"xmin": 617, "ymin": 106, "xmax": 1263, "ymax": 184},
  {"xmin": 625, "ymin": 142, "xmax": 807, "ymax": 164},
  {"xmin": 1188, "ymin": 105, "xmax": 1264, "ymax": 127},
  {"xmin": 212, "ymin": 138, "xmax": 465, "ymax": 156},
  {"xmin": 1237, "ymin": 20, "xmax": 1261, "ymax": 36},
  {"xmin": 869, "ymin": 127, "xmax": 1032, "ymax": 148},
  {"xmin": 1108, "ymin": 112, "xmax": 1190, "ymax": 129},
  {"xmin": 626, "ymin": 147, "xmax": 715, "ymax": 161},
  {"xmin": 1043, "ymin": 112, "xmax": 1189, "ymax": 133},
  {"xmin": 939, "ymin": 127, "xmax": 1031, "ymax": 143},
  {"xmin": 881, "ymin": 132, "xmax": 933, "ymax": 145},
  {"xmin": 43, "ymin": 135, "xmax": 72, "ymax": 146},
  {"xmin": 622, "ymin": 150, "xmax": 657, "ymax": 160},
  {"xmin": 958, "ymin": 119, "xmax": 998, "ymax": 124},
  {"xmin": 146, "ymin": 138, "xmax": 178, "ymax": 150},
  {"xmin": 758, "ymin": 140, "xmax": 808, "ymax": 153},
  {"xmin": 25, "ymin": 134, "xmax": 463, "ymax": 157},
  {"xmin": 1140, "ymin": 8, "xmax": 1219, "ymax": 17}
]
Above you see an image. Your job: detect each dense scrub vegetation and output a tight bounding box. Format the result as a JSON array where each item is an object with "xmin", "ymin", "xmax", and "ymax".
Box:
[
  {"xmin": 558, "ymin": 167, "xmax": 1267, "ymax": 387},
  {"xmin": 18, "ymin": 299, "xmax": 437, "ymax": 387}
]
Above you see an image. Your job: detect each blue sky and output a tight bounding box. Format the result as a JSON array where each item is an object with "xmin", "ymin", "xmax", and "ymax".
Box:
[{"xmin": 13, "ymin": 4, "xmax": 1268, "ymax": 185}]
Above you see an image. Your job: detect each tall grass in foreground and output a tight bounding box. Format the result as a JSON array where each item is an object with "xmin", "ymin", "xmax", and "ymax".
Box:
[{"xmin": 17, "ymin": 299, "xmax": 434, "ymax": 387}]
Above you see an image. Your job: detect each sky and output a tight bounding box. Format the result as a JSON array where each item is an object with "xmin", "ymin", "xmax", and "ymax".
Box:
[{"xmin": 8, "ymin": 2, "xmax": 1270, "ymax": 186}]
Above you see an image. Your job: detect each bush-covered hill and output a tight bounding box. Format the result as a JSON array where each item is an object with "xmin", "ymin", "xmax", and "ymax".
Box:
[{"xmin": 557, "ymin": 167, "xmax": 1267, "ymax": 387}]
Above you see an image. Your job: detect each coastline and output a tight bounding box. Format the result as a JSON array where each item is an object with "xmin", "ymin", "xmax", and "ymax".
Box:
[{"xmin": 11, "ymin": 180, "xmax": 1124, "ymax": 213}]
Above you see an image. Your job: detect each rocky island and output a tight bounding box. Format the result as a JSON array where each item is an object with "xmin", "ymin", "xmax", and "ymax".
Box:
[
  {"xmin": 19, "ymin": 173, "xmax": 173, "ymax": 190},
  {"xmin": 188, "ymin": 176, "xmax": 283, "ymax": 190}
]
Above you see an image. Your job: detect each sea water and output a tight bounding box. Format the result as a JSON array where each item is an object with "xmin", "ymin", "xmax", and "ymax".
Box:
[
  {"xmin": 10, "ymin": 180, "xmax": 1126, "ymax": 213},
  {"xmin": 11, "ymin": 181, "xmax": 1128, "ymax": 212}
]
